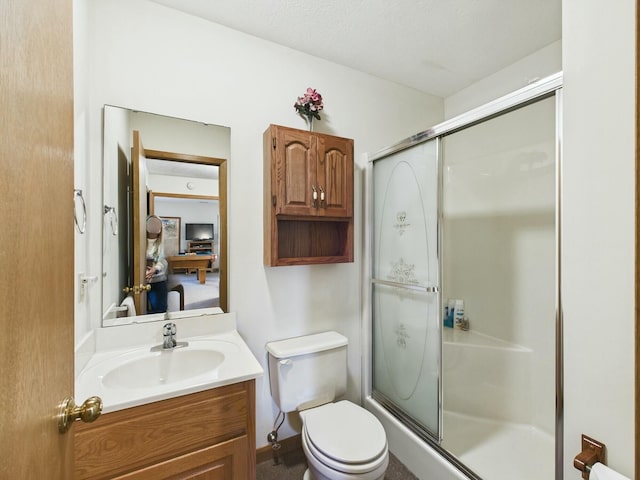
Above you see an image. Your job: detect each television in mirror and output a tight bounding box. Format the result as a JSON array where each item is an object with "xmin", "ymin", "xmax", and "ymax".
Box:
[{"xmin": 186, "ymin": 223, "xmax": 214, "ymax": 241}]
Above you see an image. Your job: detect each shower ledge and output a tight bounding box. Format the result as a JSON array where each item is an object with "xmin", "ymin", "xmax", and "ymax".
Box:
[{"xmin": 442, "ymin": 328, "xmax": 531, "ymax": 352}]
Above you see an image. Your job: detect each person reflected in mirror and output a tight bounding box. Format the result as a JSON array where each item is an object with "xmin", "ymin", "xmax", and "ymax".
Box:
[{"xmin": 145, "ymin": 215, "xmax": 168, "ymax": 313}]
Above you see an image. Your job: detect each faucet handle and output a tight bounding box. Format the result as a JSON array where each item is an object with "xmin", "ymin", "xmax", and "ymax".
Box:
[{"xmin": 163, "ymin": 322, "xmax": 176, "ymax": 336}]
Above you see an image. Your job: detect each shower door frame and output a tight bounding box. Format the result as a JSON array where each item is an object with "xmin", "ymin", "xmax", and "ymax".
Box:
[{"xmin": 364, "ymin": 72, "xmax": 564, "ymax": 480}]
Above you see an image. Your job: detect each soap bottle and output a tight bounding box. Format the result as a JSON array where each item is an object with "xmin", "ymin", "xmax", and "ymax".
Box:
[
  {"xmin": 447, "ymin": 299, "xmax": 456, "ymax": 328},
  {"xmin": 454, "ymin": 299, "xmax": 465, "ymax": 329},
  {"xmin": 443, "ymin": 299, "xmax": 453, "ymax": 328}
]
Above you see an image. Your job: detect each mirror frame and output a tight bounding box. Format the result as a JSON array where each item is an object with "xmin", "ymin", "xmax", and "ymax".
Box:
[
  {"xmin": 635, "ymin": 1, "xmax": 639, "ymax": 473},
  {"xmin": 144, "ymin": 148, "xmax": 228, "ymax": 313}
]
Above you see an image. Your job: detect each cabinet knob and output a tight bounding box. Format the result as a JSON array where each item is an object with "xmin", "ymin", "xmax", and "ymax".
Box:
[
  {"xmin": 319, "ymin": 186, "xmax": 325, "ymax": 207},
  {"xmin": 312, "ymin": 185, "xmax": 318, "ymax": 208}
]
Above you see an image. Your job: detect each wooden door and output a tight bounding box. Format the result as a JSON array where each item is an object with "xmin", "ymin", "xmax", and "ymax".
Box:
[
  {"xmin": 132, "ymin": 130, "xmax": 149, "ymax": 314},
  {"xmin": 0, "ymin": 0, "xmax": 75, "ymax": 478},
  {"xmin": 316, "ymin": 134, "xmax": 354, "ymax": 218},
  {"xmin": 273, "ymin": 126, "xmax": 317, "ymax": 216}
]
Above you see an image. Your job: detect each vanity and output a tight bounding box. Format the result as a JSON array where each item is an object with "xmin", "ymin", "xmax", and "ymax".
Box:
[{"xmin": 74, "ymin": 313, "xmax": 262, "ymax": 479}]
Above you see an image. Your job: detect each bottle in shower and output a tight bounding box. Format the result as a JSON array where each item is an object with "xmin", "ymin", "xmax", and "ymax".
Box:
[
  {"xmin": 443, "ymin": 299, "xmax": 454, "ymax": 328},
  {"xmin": 454, "ymin": 299, "xmax": 465, "ymax": 329}
]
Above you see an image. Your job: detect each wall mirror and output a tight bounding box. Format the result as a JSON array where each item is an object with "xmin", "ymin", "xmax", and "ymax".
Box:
[{"xmin": 102, "ymin": 105, "xmax": 229, "ymax": 326}]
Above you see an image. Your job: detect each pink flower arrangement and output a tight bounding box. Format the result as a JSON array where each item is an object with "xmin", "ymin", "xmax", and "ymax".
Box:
[{"xmin": 294, "ymin": 88, "xmax": 324, "ymax": 120}]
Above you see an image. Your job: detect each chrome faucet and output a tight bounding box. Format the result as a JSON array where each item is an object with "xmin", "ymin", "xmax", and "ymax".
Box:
[
  {"xmin": 162, "ymin": 322, "xmax": 177, "ymax": 349},
  {"xmin": 150, "ymin": 322, "xmax": 188, "ymax": 352}
]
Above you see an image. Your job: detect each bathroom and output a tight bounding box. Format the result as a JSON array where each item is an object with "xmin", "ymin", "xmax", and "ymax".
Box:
[{"xmin": 1, "ymin": 0, "xmax": 635, "ymax": 479}]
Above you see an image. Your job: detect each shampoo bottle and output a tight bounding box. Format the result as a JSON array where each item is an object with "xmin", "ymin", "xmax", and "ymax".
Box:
[
  {"xmin": 443, "ymin": 299, "xmax": 453, "ymax": 328},
  {"xmin": 454, "ymin": 300, "xmax": 465, "ymax": 329},
  {"xmin": 447, "ymin": 299, "xmax": 456, "ymax": 328}
]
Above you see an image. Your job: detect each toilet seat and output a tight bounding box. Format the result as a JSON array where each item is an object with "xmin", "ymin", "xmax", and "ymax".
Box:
[{"xmin": 302, "ymin": 400, "xmax": 388, "ymax": 475}]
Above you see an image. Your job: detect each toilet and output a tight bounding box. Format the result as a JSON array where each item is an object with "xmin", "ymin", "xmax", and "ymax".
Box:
[{"xmin": 266, "ymin": 331, "xmax": 389, "ymax": 480}]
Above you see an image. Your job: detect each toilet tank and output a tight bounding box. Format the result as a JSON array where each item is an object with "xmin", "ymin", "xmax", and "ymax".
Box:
[{"xmin": 266, "ymin": 331, "xmax": 348, "ymax": 413}]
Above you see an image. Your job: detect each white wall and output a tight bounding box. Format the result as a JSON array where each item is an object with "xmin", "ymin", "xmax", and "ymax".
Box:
[
  {"xmin": 75, "ymin": 1, "xmax": 637, "ymax": 477},
  {"xmin": 562, "ymin": 1, "xmax": 635, "ymax": 477},
  {"xmin": 130, "ymin": 110, "xmax": 230, "ymax": 160},
  {"xmin": 74, "ymin": 0, "xmax": 101, "ymax": 345},
  {"xmin": 76, "ymin": 0, "xmax": 443, "ymax": 449},
  {"xmin": 102, "ymin": 106, "xmax": 132, "ymax": 318},
  {"xmin": 149, "ymin": 175, "xmax": 218, "ymax": 197},
  {"xmin": 153, "ymin": 196, "xmax": 220, "ymax": 258},
  {"xmin": 445, "ymin": 40, "xmax": 562, "ymax": 119}
]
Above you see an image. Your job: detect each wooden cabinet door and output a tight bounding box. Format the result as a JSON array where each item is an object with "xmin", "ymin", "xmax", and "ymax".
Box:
[
  {"xmin": 269, "ymin": 125, "xmax": 353, "ymax": 218},
  {"xmin": 75, "ymin": 383, "xmax": 255, "ymax": 480},
  {"xmin": 316, "ymin": 134, "xmax": 354, "ymax": 218},
  {"xmin": 112, "ymin": 436, "xmax": 249, "ymax": 480},
  {"xmin": 263, "ymin": 124, "xmax": 355, "ymax": 266},
  {"xmin": 273, "ymin": 127, "xmax": 316, "ymax": 216}
]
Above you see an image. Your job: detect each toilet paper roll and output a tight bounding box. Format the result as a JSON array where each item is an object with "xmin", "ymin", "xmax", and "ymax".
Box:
[{"xmin": 590, "ymin": 462, "xmax": 631, "ymax": 480}]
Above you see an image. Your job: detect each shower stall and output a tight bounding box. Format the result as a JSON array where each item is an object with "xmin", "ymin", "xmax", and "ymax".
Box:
[{"xmin": 366, "ymin": 74, "xmax": 562, "ymax": 480}]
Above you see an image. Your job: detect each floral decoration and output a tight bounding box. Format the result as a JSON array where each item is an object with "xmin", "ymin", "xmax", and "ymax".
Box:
[{"xmin": 294, "ymin": 87, "xmax": 324, "ymax": 120}]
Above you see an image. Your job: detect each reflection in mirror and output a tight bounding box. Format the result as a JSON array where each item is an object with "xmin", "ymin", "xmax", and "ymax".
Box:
[{"xmin": 102, "ymin": 106, "xmax": 229, "ymax": 326}]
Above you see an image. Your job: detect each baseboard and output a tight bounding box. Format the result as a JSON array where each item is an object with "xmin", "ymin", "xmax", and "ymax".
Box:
[{"xmin": 256, "ymin": 434, "xmax": 302, "ymax": 464}]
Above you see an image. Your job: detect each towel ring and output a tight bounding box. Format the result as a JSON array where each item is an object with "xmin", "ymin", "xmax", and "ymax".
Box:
[{"xmin": 74, "ymin": 189, "xmax": 87, "ymax": 234}]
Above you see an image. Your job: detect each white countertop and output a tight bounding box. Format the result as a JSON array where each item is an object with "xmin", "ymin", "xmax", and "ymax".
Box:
[{"xmin": 75, "ymin": 312, "xmax": 263, "ymax": 413}]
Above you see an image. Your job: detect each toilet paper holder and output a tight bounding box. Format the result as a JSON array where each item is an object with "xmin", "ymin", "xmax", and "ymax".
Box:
[{"xmin": 574, "ymin": 434, "xmax": 606, "ymax": 479}]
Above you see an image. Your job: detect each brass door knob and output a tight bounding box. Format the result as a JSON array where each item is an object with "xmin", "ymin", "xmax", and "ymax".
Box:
[
  {"xmin": 57, "ymin": 396, "xmax": 103, "ymax": 433},
  {"xmin": 123, "ymin": 284, "xmax": 152, "ymax": 294}
]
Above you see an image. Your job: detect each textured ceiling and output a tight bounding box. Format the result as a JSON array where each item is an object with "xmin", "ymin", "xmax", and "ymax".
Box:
[{"xmin": 149, "ymin": 0, "xmax": 561, "ymax": 98}]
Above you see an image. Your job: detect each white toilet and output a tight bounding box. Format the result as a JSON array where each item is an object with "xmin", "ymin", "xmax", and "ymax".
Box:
[{"xmin": 266, "ymin": 331, "xmax": 389, "ymax": 480}]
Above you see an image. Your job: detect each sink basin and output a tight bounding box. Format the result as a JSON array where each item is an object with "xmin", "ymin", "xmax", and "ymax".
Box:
[
  {"xmin": 79, "ymin": 338, "xmax": 240, "ymax": 392},
  {"xmin": 76, "ymin": 322, "xmax": 264, "ymax": 413},
  {"xmin": 102, "ymin": 348, "xmax": 225, "ymax": 389}
]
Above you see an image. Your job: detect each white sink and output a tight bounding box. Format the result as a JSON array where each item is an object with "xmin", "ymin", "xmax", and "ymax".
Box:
[
  {"xmin": 76, "ymin": 321, "xmax": 263, "ymax": 413},
  {"xmin": 101, "ymin": 344, "xmax": 227, "ymax": 389}
]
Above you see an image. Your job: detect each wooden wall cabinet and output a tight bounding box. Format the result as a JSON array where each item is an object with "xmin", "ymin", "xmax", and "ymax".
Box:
[
  {"xmin": 264, "ymin": 124, "xmax": 354, "ymax": 266},
  {"xmin": 75, "ymin": 381, "xmax": 256, "ymax": 480}
]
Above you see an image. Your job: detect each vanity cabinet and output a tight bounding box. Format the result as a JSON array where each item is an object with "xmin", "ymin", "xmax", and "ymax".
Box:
[
  {"xmin": 74, "ymin": 380, "xmax": 256, "ymax": 480},
  {"xmin": 263, "ymin": 124, "xmax": 354, "ymax": 266}
]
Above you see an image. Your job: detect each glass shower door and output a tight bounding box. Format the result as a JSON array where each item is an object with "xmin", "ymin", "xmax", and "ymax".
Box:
[
  {"xmin": 439, "ymin": 95, "xmax": 557, "ymax": 480},
  {"xmin": 371, "ymin": 139, "xmax": 440, "ymax": 439}
]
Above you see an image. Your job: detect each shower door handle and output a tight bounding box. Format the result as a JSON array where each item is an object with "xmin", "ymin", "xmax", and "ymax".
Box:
[{"xmin": 372, "ymin": 278, "xmax": 439, "ymax": 293}]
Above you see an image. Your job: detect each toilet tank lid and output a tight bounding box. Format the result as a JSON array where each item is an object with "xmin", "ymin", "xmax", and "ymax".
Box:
[{"xmin": 266, "ymin": 331, "xmax": 347, "ymax": 358}]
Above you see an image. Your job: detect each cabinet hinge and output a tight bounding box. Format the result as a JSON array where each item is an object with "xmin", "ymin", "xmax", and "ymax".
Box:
[
  {"xmin": 272, "ymin": 138, "xmax": 276, "ymax": 149},
  {"xmin": 272, "ymin": 195, "xmax": 276, "ymax": 206}
]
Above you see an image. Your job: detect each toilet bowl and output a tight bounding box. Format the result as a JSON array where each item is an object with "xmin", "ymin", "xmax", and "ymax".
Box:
[
  {"xmin": 300, "ymin": 401, "xmax": 389, "ymax": 480},
  {"xmin": 265, "ymin": 331, "xmax": 389, "ymax": 479}
]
